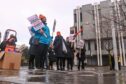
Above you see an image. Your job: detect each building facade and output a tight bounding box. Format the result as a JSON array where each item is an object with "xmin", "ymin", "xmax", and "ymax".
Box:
[{"xmin": 71, "ymin": 0, "xmax": 126, "ymax": 66}]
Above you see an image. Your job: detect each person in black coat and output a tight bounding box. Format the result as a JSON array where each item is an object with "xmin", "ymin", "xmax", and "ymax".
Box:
[
  {"xmin": 53, "ymin": 31, "xmax": 67, "ymax": 70},
  {"xmin": 76, "ymin": 45, "xmax": 86, "ymax": 70},
  {"xmin": 110, "ymin": 53, "xmax": 115, "ymax": 70},
  {"xmin": 66, "ymin": 37, "xmax": 74, "ymax": 71},
  {"xmin": 28, "ymin": 36, "xmax": 36, "ymax": 69}
]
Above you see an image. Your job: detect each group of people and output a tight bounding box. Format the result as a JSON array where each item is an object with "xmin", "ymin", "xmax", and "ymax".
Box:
[{"xmin": 28, "ymin": 14, "xmax": 86, "ymax": 71}]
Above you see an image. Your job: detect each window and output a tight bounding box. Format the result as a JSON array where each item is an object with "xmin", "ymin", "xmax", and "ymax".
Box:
[
  {"xmin": 92, "ymin": 10, "xmax": 95, "ymax": 20},
  {"xmin": 70, "ymin": 30, "xmax": 74, "ymax": 34},
  {"xmin": 98, "ymin": 9, "xmax": 101, "ymax": 18},
  {"xmin": 88, "ymin": 41, "xmax": 90, "ymax": 50},
  {"xmin": 80, "ymin": 12, "xmax": 83, "ymax": 22},
  {"xmin": 94, "ymin": 41, "xmax": 97, "ymax": 50},
  {"xmin": 101, "ymin": 40, "xmax": 104, "ymax": 50},
  {"xmin": 81, "ymin": 26, "xmax": 83, "ymax": 36},
  {"xmin": 98, "ymin": 9, "xmax": 101, "ymax": 23},
  {"xmin": 74, "ymin": 13, "xmax": 77, "ymax": 23},
  {"xmin": 75, "ymin": 27, "xmax": 77, "ymax": 34}
]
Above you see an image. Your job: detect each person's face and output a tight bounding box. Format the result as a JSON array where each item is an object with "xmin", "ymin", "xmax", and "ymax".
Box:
[{"xmin": 41, "ymin": 18, "xmax": 46, "ymax": 24}]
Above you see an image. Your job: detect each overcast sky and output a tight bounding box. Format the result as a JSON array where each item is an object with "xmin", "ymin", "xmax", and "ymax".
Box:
[{"xmin": 0, "ymin": 0, "xmax": 105, "ymax": 46}]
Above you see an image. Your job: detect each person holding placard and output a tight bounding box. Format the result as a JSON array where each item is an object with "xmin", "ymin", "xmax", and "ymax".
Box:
[
  {"xmin": 76, "ymin": 44, "xmax": 86, "ymax": 70},
  {"xmin": 30, "ymin": 14, "xmax": 52, "ymax": 69},
  {"xmin": 65, "ymin": 37, "xmax": 74, "ymax": 71}
]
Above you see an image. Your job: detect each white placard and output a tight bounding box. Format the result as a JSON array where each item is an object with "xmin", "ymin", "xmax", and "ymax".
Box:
[
  {"xmin": 27, "ymin": 14, "xmax": 45, "ymax": 31},
  {"xmin": 77, "ymin": 40, "xmax": 84, "ymax": 49},
  {"xmin": 69, "ymin": 34, "xmax": 75, "ymax": 42}
]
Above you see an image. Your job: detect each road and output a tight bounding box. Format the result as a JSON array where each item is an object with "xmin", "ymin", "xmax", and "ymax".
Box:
[{"xmin": 0, "ymin": 66, "xmax": 125, "ymax": 84}]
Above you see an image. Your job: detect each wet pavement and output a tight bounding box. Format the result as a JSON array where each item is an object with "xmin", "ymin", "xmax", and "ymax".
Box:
[{"xmin": 0, "ymin": 66, "xmax": 125, "ymax": 84}]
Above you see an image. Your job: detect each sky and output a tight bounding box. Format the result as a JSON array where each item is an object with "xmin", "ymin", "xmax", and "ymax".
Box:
[{"xmin": 0, "ymin": 0, "xmax": 106, "ymax": 46}]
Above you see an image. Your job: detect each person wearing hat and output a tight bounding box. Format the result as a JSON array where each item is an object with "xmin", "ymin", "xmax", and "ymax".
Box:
[
  {"xmin": 31, "ymin": 14, "xmax": 52, "ymax": 69},
  {"xmin": 53, "ymin": 31, "xmax": 67, "ymax": 70}
]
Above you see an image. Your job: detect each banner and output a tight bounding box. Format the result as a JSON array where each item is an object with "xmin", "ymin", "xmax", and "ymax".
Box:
[{"xmin": 27, "ymin": 14, "xmax": 45, "ymax": 31}]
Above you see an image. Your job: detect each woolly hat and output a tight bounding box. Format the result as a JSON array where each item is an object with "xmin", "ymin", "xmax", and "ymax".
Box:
[
  {"xmin": 39, "ymin": 14, "xmax": 46, "ymax": 19},
  {"xmin": 57, "ymin": 31, "xmax": 61, "ymax": 36}
]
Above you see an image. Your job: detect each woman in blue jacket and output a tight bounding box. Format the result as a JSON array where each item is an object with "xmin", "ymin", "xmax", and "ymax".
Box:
[{"xmin": 31, "ymin": 14, "xmax": 52, "ymax": 69}]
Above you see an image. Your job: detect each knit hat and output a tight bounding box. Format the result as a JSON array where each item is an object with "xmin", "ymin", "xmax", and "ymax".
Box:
[
  {"xmin": 57, "ymin": 31, "xmax": 61, "ymax": 36},
  {"xmin": 39, "ymin": 14, "xmax": 46, "ymax": 19}
]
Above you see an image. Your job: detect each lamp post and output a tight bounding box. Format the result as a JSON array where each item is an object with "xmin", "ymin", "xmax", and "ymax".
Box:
[{"xmin": 94, "ymin": 3, "xmax": 102, "ymax": 66}]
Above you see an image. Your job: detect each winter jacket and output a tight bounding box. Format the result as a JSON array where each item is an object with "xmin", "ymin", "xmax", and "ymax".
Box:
[
  {"xmin": 28, "ymin": 36, "xmax": 40, "ymax": 56},
  {"xmin": 76, "ymin": 45, "xmax": 86, "ymax": 60},
  {"xmin": 53, "ymin": 36, "xmax": 67, "ymax": 57},
  {"xmin": 31, "ymin": 25, "xmax": 52, "ymax": 45},
  {"xmin": 48, "ymin": 47, "xmax": 57, "ymax": 62},
  {"xmin": 66, "ymin": 41, "xmax": 74, "ymax": 58}
]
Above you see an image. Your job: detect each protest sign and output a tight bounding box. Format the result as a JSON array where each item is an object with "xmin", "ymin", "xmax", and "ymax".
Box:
[
  {"xmin": 77, "ymin": 40, "xmax": 85, "ymax": 49},
  {"xmin": 69, "ymin": 34, "xmax": 75, "ymax": 42},
  {"xmin": 27, "ymin": 14, "xmax": 45, "ymax": 31}
]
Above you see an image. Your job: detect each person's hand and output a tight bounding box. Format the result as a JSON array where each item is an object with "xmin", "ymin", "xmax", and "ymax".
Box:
[
  {"xmin": 50, "ymin": 44, "xmax": 53, "ymax": 48},
  {"xmin": 51, "ymin": 36, "xmax": 53, "ymax": 39},
  {"xmin": 39, "ymin": 29, "xmax": 44, "ymax": 34}
]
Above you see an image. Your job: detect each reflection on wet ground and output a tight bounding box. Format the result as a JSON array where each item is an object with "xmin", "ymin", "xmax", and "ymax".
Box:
[{"xmin": 0, "ymin": 67, "xmax": 125, "ymax": 84}]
